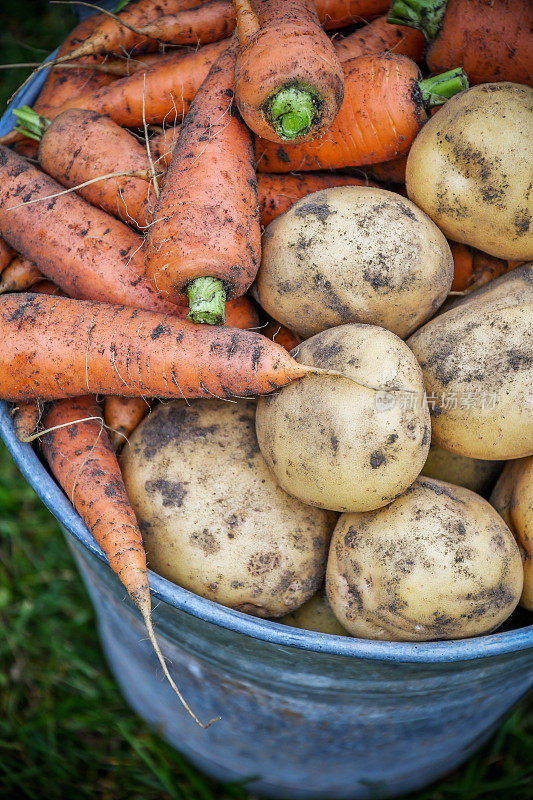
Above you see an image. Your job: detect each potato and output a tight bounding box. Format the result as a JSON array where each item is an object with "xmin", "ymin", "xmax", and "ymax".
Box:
[
  {"xmin": 256, "ymin": 324, "xmax": 430, "ymax": 512},
  {"xmin": 255, "ymin": 186, "xmax": 453, "ymax": 339},
  {"xmin": 406, "ymin": 83, "xmax": 533, "ymax": 260},
  {"xmin": 421, "ymin": 444, "xmax": 502, "ymax": 497},
  {"xmin": 121, "ymin": 400, "xmax": 335, "ymax": 617},
  {"xmin": 279, "ymin": 587, "xmax": 349, "ymax": 636},
  {"xmin": 326, "ymin": 477, "xmax": 523, "ymax": 641},
  {"xmin": 408, "ymin": 268, "xmax": 533, "ymax": 460},
  {"xmin": 491, "ymin": 457, "xmax": 533, "ymax": 611}
]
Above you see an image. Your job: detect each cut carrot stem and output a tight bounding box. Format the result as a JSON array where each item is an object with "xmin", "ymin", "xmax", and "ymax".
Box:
[
  {"xmin": 269, "ymin": 87, "xmax": 316, "ymax": 140},
  {"xmin": 387, "ymin": 0, "xmax": 447, "ymax": 40},
  {"xmin": 187, "ymin": 277, "xmax": 227, "ymax": 326},
  {"xmin": 418, "ymin": 67, "xmax": 468, "ymax": 107}
]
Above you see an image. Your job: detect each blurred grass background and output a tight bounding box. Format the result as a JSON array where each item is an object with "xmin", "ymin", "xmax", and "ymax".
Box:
[{"xmin": 0, "ymin": 3, "xmax": 532, "ymax": 799}]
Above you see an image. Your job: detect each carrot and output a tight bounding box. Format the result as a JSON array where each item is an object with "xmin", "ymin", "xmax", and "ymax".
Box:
[
  {"xmin": 0, "ymin": 293, "xmax": 311, "ymax": 402},
  {"xmin": 449, "ymin": 242, "xmax": 518, "ymax": 293},
  {"xmin": 29, "ymin": 280, "xmax": 66, "ymax": 297},
  {"xmin": 12, "ymin": 400, "xmax": 43, "ymax": 443},
  {"xmin": 135, "ymin": 0, "xmax": 237, "ymax": 45},
  {"xmin": 257, "ymin": 172, "xmax": 376, "ymax": 227},
  {"xmin": 367, "ymin": 154, "xmax": 407, "ymax": 185},
  {"xmin": 256, "ymin": 54, "xmax": 468, "ymax": 172},
  {"xmin": 51, "ymin": 0, "xmax": 204, "ymax": 63},
  {"xmin": 38, "ymin": 40, "xmax": 228, "ymax": 128},
  {"xmin": 144, "ymin": 40, "xmax": 261, "ymax": 325},
  {"xmin": 0, "ymin": 255, "xmax": 43, "ymax": 294},
  {"xmin": 0, "ymin": 238, "xmax": 14, "ymax": 272},
  {"xmin": 334, "ymin": 15, "xmax": 424, "ymax": 62},
  {"xmin": 263, "ymin": 320, "xmax": 301, "ymax": 352},
  {"xmin": 40, "ymin": 395, "xmax": 214, "ymax": 727},
  {"xmin": 104, "ymin": 395, "xmax": 153, "ymax": 450},
  {"xmin": 150, "ymin": 126, "xmax": 181, "ymax": 168},
  {"xmin": 388, "ymin": 0, "xmax": 533, "ymax": 86},
  {"xmin": 232, "ymin": 0, "xmax": 344, "ymax": 142},
  {"xmin": 14, "ymin": 107, "xmax": 157, "ymax": 232},
  {"xmin": 0, "ymin": 145, "xmax": 177, "ymax": 313}
]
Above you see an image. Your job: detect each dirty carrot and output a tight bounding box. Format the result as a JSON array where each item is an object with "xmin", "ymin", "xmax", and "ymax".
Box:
[
  {"xmin": 13, "ymin": 107, "xmax": 158, "ymax": 231},
  {"xmin": 145, "ymin": 39, "xmax": 261, "ymax": 325},
  {"xmin": 334, "ymin": 14, "xmax": 424, "ymax": 62},
  {"xmin": 104, "ymin": 395, "xmax": 153, "ymax": 450},
  {"xmin": 35, "ymin": 39, "xmax": 228, "ymax": 128},
  {"xmin": 136, "ymin": 0, "xmax": 237, "ymax": 45},
  {"xmin": 0, "ymin": 293, "xmax": 311, "ymax": 402},
  {"xmin": 0, "ymin": 145, "xmax": 177, "ymax": 313},
  {"xmin": 367, "ymin": 154, "xmax": 407, "ymax": 185},
  {"xmin": 0, "ymin": 238, "xmax": 14, "ymax": 272},
  {"xmin": 387, "ymin": 0, "xmax": 533, "ymax": 86},
  {"xmin": 257, "ymin": 172, "xmax": 376, "ymax": 227},
  {"xmin": 256, "ymin": 54, "xmax": 468, "ymax": 171},
  {"xmin": 0, "ymin": 255, "xmax": 43, "ymax": 294},
  {"xmin": 232, "ymin": 0, "xmax": 344, "ymax": 142},
  {"xmin": 12, "ymin": 401, "xmax": 43, "ymax": 443},
  {"xmin": 262, "ymin": 320, "xmax": 301, "ymax": 352},
  {"xmin": 40, "ymin": 395, "xmax": 216, "ymax": 727},
  {"xmin": 449, "ymin": 242, "xmax": 518, "ymax": 293}
]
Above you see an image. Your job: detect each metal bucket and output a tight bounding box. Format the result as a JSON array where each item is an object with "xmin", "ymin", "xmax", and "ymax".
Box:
[{"xmin": 1, "ymin": 55, "xmax": 532, "ymax": 800}]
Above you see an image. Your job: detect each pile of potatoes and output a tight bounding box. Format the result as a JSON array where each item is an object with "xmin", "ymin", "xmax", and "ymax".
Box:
[{"xmin": 121, "ymin": 82, "xmax": 532, "ymax": 642}]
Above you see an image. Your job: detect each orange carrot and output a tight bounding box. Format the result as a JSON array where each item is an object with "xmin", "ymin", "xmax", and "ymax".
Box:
[
  {"xmin": 388, "ymin": 0, "xmax": 533, "ymax": 86},
  {"xmin": 40, "ymin": 394, "xmax": 214, "ymax": 726},
  {"xmin": 39, "ymin": 40, "xmax": 228, "ymax": 128},
  {"xmin": 12, "ymin": 400, "xmax": 43, "ymax": 443},
  {"xmin": 0, "ymin": 293, "xmax": 310, "ymax": 402},
  {"xmin": 367, "ymin": 154, "xmax": 407, "ymax": 185},
  {"xmin": 145, "ymin": 40, "xmax": 261, "ymax": 325},
  {"xmin": 0, "ymin": 238, "xmax": 14, "ymax": 272},
  {"xmin": 104, "ymin": 395, "xmax": 153, "ymax": 450},
  {"xmin": 232, "ymin": 0, "xmax": 344, "ymax": 142},
  {"xmin": 136, "ymin": 0, "xmax": 237, "ymax": 45},
  {"xmin": 0, "ymin": 255, "xmax": 43, "ymax": 294},
  {"xmin": 449, "ymin": 242, "xmax": 518, "ymax": 293},
  {"xmin": 150, "ymin": 126, "xmax": 181, "ymax": 168},
  {"xmin": 334, "ymin": 15, "xmax": 424, "ymax": 62},
  {"xmin": 14, "ymin": 107, "xmax": 157, "ymax": 232},
  {"xmin": 29, "ymin": 279, "xmax": 66, "ymax": 297},
  {"xmin": 256, "ymin": 54, "xmax": 468, "ymax": 171},
  {"xmin": 257, "ymin": 172, "xmax": 376, "ymax": 227},
  {"xmin": 263, "ymin": 320, "xmax": 301, "ymax": 352}
]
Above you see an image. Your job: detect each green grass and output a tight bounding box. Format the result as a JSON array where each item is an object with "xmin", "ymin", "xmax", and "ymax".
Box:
[{"xmin": 0, "ymin": 3, "xmax": 532, "ymax": 798}]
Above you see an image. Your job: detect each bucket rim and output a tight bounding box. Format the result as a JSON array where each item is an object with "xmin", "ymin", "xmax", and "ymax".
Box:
[
  {"xmin": 2, "ymin": 401, "xmax": 532, "ymax": 664},
  {"xmin": 2, "ymin": 51, "xmax": 532, "ymax": 666}
]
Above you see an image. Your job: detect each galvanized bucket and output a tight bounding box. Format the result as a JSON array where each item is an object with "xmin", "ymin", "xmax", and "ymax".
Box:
[{"xmin": 1, "ymin": 53, "xmax": 532, "ymax": 800}]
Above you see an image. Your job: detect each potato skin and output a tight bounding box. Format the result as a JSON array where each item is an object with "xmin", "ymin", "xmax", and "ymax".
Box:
[
  {"xmin": 256, "ymin": 186, "xmax": 453, "ymax": 339},
  {"xmin": 326, "ymin": 477, "xmax": 523, "ymax": 641},
  {"xmin": 407, "ymin": 268, "xmax": 533, "ymax": 460},
  {"xmin": 120, "ymin": 400, "xmax": 335, "ymax": 617},
  {"xmin": 421, "ymin": 444, "xmax": 503, "ymax": 497},
  {"xmin": 406, "ymin": 83, "xmax": 533, "ymax": 260},
  {"xmin": 279, "ymin": 587, "xmax": 349, "ymax": 636},
  {"xmin": 491, "ymin": 457, "xmax": 533, "ymax": 610},
  {"xmin": 256, "ymin": 324, "xmax": 430, "ymax": 512}
]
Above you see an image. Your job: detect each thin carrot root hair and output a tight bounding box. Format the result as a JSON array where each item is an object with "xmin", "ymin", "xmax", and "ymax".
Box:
[{"xmin": 302, "ymin": 365, "xmax": 417, "ymax": 396}]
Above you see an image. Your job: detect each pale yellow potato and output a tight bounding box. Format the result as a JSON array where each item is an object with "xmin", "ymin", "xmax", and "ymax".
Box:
[
  {"xmin": 326, "ymin": 477, "xmax": 523, "ymax": 641},
  {"xmin": 120, "ymin": 400, "xmax": 335, "ymax": 618},
  {"xmin": 491, "ymin": 457, "xmax": 533, "ymax": 611},
  {"xmin": 406, "ymin": 83, "xmax": 533, "ymax": 260},
  {"xmin": 407, "ymin": 269, "xmax": 533, "ymax": 460},
  {"xmin": 255, "ymin": 324, "xmax": 430, "ymax": 513},
  {"xmin": 279, "ymin": 587, "xmax": 349, "ymax": 636},
  {"xmin": 255, "ymin": 186, "xmax": 453, "ymax": 339},
  {"xmin": 421, "ymin": 444, "xmax": 502, "ymax": 496}
]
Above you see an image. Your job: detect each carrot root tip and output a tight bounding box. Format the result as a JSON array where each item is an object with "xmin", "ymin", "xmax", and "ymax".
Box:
[
  {"xmin": 387, "ymin": 0, "xmax": 448, "ymax": 41},
  {"xmin": 268, "ymin": 87, "xmax": 317, "ymax": 141},
  {"xmin": 186, "ymin": 277, "xmax": 226, "ymax": 325},
  {"xmin": 418, "ymin": 68, "xmax": 468, "ymax": 109}
]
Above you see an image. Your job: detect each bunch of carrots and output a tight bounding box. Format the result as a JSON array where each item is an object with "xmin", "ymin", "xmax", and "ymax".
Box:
[{"xmin": 0, "ymin": 0, "xmax": 528, "ymax": 725}]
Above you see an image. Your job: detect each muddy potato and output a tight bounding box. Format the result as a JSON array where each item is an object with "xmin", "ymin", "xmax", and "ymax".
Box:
[
  {"xmin": 406, "ymin": 83, "xmax": 533, "ymax": 260},
  {"xmin": 491, "ymin": 457, "xmax": 533, "ymax": 611},
  {"xmin": 408, "ymin": 269, "xmax": 533, "ymax": 460},
  {"xmin": 256, "ymin": 324, "xmax": 430, "ymax": 513},
  {"xmin": 279, "ymin": 587, "xmax": 349, "ymax": 636},
  {"xmin": 255, "ymin": 186, "xmax": 453, "ymax": 339},
  {"xmin": 326, "ymin": 477, "xmax": 523, "ymax": 641},
  {"xmin": 422, "ymin": 444, "xmax": 502, "ymax": 497},
  {"xmin": 121, "ymin": 400, "xmax": 335, "ymax": 617}
]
